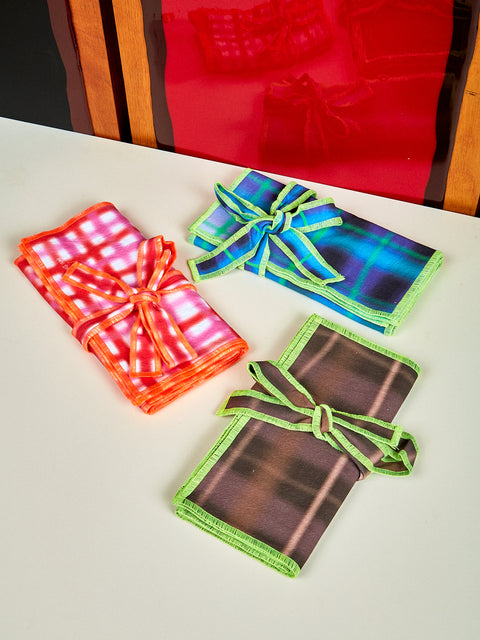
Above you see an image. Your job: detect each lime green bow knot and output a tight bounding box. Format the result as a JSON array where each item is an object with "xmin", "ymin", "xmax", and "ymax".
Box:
[
  {"xmin": 188, "ymin": 180, "xmax": 345, "ymax": 287},
  {"xmin": 218, "ymin": 360, "xmax": 418, "ymax": 478}
]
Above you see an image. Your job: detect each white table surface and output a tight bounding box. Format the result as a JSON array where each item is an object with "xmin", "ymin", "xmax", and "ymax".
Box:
[{"xmin": 1, "ymin": 117, "xmax": 479, "ymax": 640}]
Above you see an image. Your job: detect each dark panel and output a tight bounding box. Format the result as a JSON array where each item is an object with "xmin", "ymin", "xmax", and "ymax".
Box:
[
  {"xmin": 141, "ymin": 0, "xmax": 174, "ymax": 151},
  {"xmin": 98, "ymin": 0, "xmax": 132, "ymax": 142},
  {"xmin": 0, "ymin": 0, "xmax": 72, "ymax": 130}
]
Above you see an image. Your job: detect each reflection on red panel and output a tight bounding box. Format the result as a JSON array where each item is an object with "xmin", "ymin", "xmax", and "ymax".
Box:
[
  {"xmin": 189, "ymin": 0, "xmax": 333, "ymax": 73},
  {"xmin": 161, "ymin": 0, "xmax": 457, "ymax": 204}
]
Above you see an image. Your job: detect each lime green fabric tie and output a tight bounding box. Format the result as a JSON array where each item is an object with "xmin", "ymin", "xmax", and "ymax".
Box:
[
  {"xmin": 188, "ymin": 180, "xmax": 345, "ymax": 286},
  {"xmin": 218, "ymin": 360, "xmax": 418, "ymax": 477}
]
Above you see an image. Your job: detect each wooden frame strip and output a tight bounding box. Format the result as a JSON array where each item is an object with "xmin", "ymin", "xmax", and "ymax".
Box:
[
  {"xmin": 68, "ymin": 0, "xmax": 121, "ymax": 140},
  {"xmin": 444, "ymin": 26, "xmax": 480, "ymax": 215},
  {"xmin": 111, "ymin": 0, "xmax": 157, "ymax": 148}
]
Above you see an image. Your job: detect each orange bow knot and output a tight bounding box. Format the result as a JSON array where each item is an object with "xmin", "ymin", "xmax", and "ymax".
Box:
[
  {"xmin": 129, "ymin": 288, "xmax": 161, "ymax": 306},
  {"xmin": 62, "ymin": 236, "xmax": 198, "ymax": 378}
]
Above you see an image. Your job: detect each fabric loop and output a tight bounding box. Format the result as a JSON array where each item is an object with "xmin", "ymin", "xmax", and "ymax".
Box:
[
  {"xmin": 218, "ymin": 359, "xmax": 418, "ymax": 477},
  {"xmin": 63, "ymin": 236, "xmax": 198, "ymax": 377},
  {"xmin": 311, "ymin": 403, "xmax": 332, "ymax": 437},
  {"xmin": 129, "ymin": 289, "xmax": 160, "ymax": 306},
  {"xmin": 268, "ymin": 209, "xmax": 291, "ymax": 234},
  {"xmin": 311, "ymin": 404, "xmax": 323, "ymax": 438}
]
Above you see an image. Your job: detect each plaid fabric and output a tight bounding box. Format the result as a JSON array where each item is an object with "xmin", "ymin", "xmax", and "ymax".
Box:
[
  {"xmin": 220, "ymin": 359, "xmax": 418, "ymax": 477},
  {"xmin": 174, "ymin": 314, "xmax": 420, "ymax": 576},
  {"xmin": 189, "ymin": 180, "xmax": 345, "ymax": 287},
  {"xmin": 188, "ymin": 169, "xmax": 443, "ymax": 334},
  {"xmin": 15, "ymin": 202, "xmax": 248, "ymax": 414},
  {"xmin": 189, "ymin": 0, "xmax": 332, "ymax": 73}
]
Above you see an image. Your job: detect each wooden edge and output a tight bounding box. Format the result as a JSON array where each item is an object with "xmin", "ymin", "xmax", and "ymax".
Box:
[
  {"xmin": 111, "ymin": 0, "xmax": 157, "ymax": 148},
  {"xmin": 444, "ymin": 25, "xmax": 480, "ymax": 215},
  {"xmin": 68, "ymin": 0, "xmax": 121, "ymax": 140}
]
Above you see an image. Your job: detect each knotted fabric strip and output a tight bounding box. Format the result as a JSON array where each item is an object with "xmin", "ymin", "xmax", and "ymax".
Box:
[
  {"xmin": 174, "ymin": 314, "xmax": 420, "ymax": 575},
  {"xmin": 218, "ymin": 359, "xmax": 418, "ymax": 477},
  {"xmin": 188, "ymin": 169, "xmax": 443, "ymax": 334},
  {"xmin": 188, "ymin": 180, "xmax": 344, "ymax": 288},
  {"xmin": 15, "ymin": 202, "xmax": 248, "ymax": 413},
  {"xmin": 63, "ymin": 237, "xmax": 197, "ymax": 377},
  {"xmin": 238, "ymin": 3, "xmax": 302, "ymax": 67}
]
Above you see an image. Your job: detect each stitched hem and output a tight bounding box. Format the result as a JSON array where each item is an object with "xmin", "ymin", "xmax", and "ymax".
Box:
[
  {"xmin": 175, "ymin": 499, "xmax": 300, "ymax": 578},
  {"xmin": 15, "ymin": 206, "xmax": 249, "ymax": 414},
  {"xmin": 173, "ymin": 313, "xmax": 419, "ymax": 574},
  {"xmin": 280, "ymin": 314, "xmax": 421, "ymax": 374},
  {"xmin": 187, "ymin": 171, "xmax": 443, "ymax": 334},
  {"xmin": 385, "ymin": 249, "xmax": 444, "ymax": 334}
]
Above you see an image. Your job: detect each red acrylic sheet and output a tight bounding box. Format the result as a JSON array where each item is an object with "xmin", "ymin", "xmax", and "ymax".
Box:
[{"xmin": 160, "ymin": 0, "xmax": 457, "ymax": 204}]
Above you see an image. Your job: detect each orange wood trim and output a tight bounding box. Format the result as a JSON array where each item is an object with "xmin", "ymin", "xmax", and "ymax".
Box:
[
  {"xmin": 444, "ymin": 27, "xmax": 480, "ymax": 215},
  {"xmin": 68, "ymin": 0, "xmax": 121, "ymax": 140},
  {"xmin": 111, "ymin": 0, "xmax": 158, "ymax": 148}
]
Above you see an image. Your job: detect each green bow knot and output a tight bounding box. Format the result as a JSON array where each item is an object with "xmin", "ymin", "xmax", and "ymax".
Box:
[
  {"xmin": 311, "ymin": 403, "xmax": 334, "ymax": 438},
  {"xmin": 188, "ymin": 180, "xmax": 345, "ymax": 286},
  {"xmin": 218, "ymin": 360, "xmax": 418, "ymax": 477},
  {"xmin": 265, "ymin": 207, "xmax": 292, "ymax": 234}
]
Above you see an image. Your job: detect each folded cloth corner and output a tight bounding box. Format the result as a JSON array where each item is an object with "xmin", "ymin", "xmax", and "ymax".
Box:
[
  {"xmin": 174, "ymin": 314, "xmax": 420, "ymax": 576},
  {"xmin": 15, "ymin": 202, "xmax": 248, "ymax": 414}
]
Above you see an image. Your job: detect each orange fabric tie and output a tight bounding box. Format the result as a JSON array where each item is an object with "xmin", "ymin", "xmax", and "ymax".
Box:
[{"xmin": 63, "ymin": 236, "xmax": 197, "ymax": 377}]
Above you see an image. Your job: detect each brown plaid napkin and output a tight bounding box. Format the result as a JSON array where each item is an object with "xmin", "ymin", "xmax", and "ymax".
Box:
[{"xmin": 174, "ymin": 314, "xmax": 419, "ymax": 576}]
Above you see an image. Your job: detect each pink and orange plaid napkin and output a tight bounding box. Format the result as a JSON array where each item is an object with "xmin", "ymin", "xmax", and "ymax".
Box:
[{"xmin": 15, "ymin": 202, "xmax": 248, "ymax": 414}]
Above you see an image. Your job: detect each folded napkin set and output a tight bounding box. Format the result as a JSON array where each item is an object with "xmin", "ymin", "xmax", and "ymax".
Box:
[{"xmin": 15, "ymin": 169, "xmax": 442, "ymax": 576}]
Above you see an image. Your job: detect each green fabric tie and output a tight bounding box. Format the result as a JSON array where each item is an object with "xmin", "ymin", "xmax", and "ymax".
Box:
[
  {"xmin": 218, "ymin": 360, "xmax": 418, "ymax": 477},
  {"xmin": 188, "ymin": 181, "xmax": 344, "ymax": 286}
]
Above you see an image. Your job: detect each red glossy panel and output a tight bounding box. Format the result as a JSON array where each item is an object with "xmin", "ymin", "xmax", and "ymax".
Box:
[{"xmin": 161, "ymin": 1, "xmax": 457, "ymax": 204}]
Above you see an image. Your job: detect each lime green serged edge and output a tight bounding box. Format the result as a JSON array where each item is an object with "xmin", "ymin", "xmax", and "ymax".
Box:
[
  {"xmin": 187, "ymin": 168, "xmax": 444, "ymax": 334},
  {"xmin": 172, "ymin": 408, "xmax": 300, "ymax": 577},
  {"xmin": 384, "ymin": 249, "xmax": 444, "ymax": 335},
  {"xmin": 173, "ymin": 314, "xmax": 420, "ymax": 576},
  {"xmin": 279, "ymin": 314, "xmax": 421, "ymax": 373},
  {"xmin": 175, "ymin": 500, "xmax": 300, "ymax": 578}
]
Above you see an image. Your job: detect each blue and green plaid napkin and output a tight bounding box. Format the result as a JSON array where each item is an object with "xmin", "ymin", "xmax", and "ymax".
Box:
[{"xmin": 188, "ymin": 169, "xmax": 443, "ymax": 334}]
